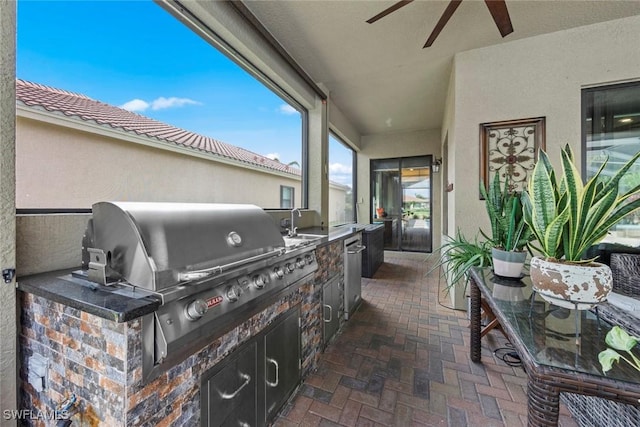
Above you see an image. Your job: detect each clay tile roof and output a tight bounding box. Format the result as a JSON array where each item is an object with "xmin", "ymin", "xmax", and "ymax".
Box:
[{"xmin": 15, "ymin": 79, "xmax": 300, "ymax": 176}]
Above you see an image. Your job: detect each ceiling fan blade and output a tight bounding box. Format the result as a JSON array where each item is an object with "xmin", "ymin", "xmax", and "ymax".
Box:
[
  {"xmin": 366, "ymin": 0, "xmax": 414, "ymax": 24},
  {"xmin": 423, "ymin": 0, "xmax": 463, "ymax": 48},
  {"xmin": 484, "ymin": 0, "xmax": 514, "ymax": 37}
]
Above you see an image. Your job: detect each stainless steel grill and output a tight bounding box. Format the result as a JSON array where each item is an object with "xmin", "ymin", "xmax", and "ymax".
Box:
[{"xmin": 79, "ymin": 202, "xmax": 318, "ymax": 382}]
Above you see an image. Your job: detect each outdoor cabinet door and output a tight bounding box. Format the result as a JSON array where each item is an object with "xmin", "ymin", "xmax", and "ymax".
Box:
[
  {"xmin": 264, "ymin": 307, "xmax": 301, "ymax": 421},
  {"xmin": 204, "ymin": 341, "xmax": 258, "ymax": 427},
  {"xmin": 323, "ymin": 276, "xmax": 340, "ymax": 346}
]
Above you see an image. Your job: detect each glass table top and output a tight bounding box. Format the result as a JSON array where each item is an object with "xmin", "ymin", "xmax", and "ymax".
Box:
[{"xmin": 473, "ymin": 268, "xmax": 640, "ymax": 384}]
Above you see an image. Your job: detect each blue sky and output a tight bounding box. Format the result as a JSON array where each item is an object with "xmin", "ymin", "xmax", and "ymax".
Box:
[{"xmin": 17, "ymin": 0, "xmax": 331, "ymax": 170}]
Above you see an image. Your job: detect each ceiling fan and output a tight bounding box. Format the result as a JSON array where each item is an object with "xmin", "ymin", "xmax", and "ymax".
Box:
[{"xmin": 367, "ymin": 0, "xmax": 514, "ymax": 48}]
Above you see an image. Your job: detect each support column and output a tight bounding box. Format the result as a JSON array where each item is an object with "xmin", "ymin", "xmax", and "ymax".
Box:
[
  {"xmin": 0, "ymin": 0, "xmax": 18, "ymax": 423},
  {"xmin": 307, "ymin": 96, "xmax": 328, "ymax": 227}
]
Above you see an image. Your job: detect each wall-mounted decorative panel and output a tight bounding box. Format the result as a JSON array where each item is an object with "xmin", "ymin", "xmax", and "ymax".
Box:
[{"xmin": 480, "ymin": 117, "xmax": 545, "ymax": 198}]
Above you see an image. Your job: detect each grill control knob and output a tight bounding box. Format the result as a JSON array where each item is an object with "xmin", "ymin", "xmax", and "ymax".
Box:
[
  {"xmin": 185, "ymin": 299, "xmax": 208, "ymax": 321},
  {"xmin": 273, "ymin": 266, "xmax": 285, "ymax": 279},
  {"xmin": 285, "ymin": 263, "xmax": 295, "ymax": 274},
  {"xmin": 226, "ymin": 284, "xmax": 243, "ymax": 302},
  {"xmin": 296, "ymin": 258, "xmax": 306, "ymax": 269},
  {"xmin": 253, "ymin": 274, "xmax": 268, "ymax": 289},
  {"xmin": 305, "ymin": 254, "xmax": 313, "ymax": 265}
]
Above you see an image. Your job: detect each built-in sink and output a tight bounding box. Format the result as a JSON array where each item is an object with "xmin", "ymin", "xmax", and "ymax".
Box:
[{"xmin": 283, "ymin": 233, "xmax": 324, "ymax": 249}]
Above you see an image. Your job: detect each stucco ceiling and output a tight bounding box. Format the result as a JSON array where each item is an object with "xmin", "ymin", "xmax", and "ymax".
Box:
[{"xmin": 244, "ymin": 0, "xmax": 640, "ymax": 137}]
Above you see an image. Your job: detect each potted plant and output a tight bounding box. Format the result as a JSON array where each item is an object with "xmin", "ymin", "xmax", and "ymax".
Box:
[
  {"xmin": 522, "ymin": 144, "xmax": 640, "ymax": 309},
  {"xmin": 427, "ymin": 230, "xmax": 492, "ymax": 308},
  {"xmin": 480, "ymin": 173, "xmax": 533, "ymax": 278}
]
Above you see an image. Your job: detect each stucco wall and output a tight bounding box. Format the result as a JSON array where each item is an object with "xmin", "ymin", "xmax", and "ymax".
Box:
[
  {"xmin": 0, "ymin": 0, "xmax": 17, "ymax": 417},
  {"xmin": 447, "ymin": 14, "xmax": 640, "ymax": 238},
  {"xmin": 16, "ymin": 214, "xmax": 89, "ymax": 276},
  {"xmin": 329, "ymin": 101, "xmax": 360, "ymax": 151},
  {"xmin": 441, "ymin": 64, "xmax": 456, "ymax": 242},
  {"xmin": 16, "ymin": 117, "xmax": 303, "ymax": 209}
]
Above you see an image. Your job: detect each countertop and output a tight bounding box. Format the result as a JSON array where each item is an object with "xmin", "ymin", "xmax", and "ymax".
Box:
[
  {"xmin": 17, "ymin": 223, "xmax": 372, "ymax": 323},
  {"xmin": 17, "ymin": 269, "xmax": 161, "ymax": 323},
  {"xmin": 296, "ymin": 223, "xmax": 368, "ymax": 244}
]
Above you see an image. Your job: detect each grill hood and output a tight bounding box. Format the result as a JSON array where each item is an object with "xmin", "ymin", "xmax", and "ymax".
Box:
[{"xmin": 85, "ymin": 202, "xmax": 285, "ymax": 291}]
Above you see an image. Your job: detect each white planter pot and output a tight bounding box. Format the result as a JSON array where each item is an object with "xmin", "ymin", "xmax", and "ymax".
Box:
[
  {"xmin": 529, "ymin": 256, "xmax": 613, "ymax": 310},
  {"xmin": 492, "ymin": 247, "xmax": 526, "ymax": 278}
]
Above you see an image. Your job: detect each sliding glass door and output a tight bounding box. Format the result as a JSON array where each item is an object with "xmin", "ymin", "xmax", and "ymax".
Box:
[
  {"xmin": 371, "ymin": 156, "xmax": 432, "ymax": 252},
  {"xmin": 371, "ymin": 159, "xmax": 401, "ymax": 249}
]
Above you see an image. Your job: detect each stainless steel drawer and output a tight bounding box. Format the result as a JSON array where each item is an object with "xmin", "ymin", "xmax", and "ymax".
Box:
[{"xmin": 203, "ymin": 342, "xmax": 257, "ymax": 427}]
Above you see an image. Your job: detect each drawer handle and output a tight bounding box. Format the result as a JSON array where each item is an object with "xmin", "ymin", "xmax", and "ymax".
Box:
[
  {"xmin": 219, "ymin": 373, "xmax": 251, "ymax": 399},
  {"xmin": 347, "ymin": 245, "xmax": 366, "ymax": 254},
  {"xmin": 323, "ymin": 304, "xmax": 333, "ymax": 322},
  {"xmin": 266, "ymin": 358, "xmax": 279, "ymax": 387}
]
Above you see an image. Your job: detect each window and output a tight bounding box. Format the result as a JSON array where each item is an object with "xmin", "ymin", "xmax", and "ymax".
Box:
[
  {"xmin": 280, "ymin": 186, "xmax": 295, "ymax": 209},
  {"xmin": 328, "ymin": 134, "xmax": 355, "ymax": 226},
  {"xmin": 583, "ymin": 82, "xmax": 640, "ymax": 245},
  {"xmin": 16, "ymin": 1, "xmax": 305, "ymax": 210}
]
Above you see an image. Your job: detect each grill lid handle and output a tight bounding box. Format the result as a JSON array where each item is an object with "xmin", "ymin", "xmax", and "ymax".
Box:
[{"xmin": 178, "ymin": 247, "xmax": 286, "ymax": 282}]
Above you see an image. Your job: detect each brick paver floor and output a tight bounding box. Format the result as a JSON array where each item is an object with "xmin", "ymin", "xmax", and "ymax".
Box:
[{"xmin": 274, "ymin": 252, "xmax": 579, "ymax": 427}]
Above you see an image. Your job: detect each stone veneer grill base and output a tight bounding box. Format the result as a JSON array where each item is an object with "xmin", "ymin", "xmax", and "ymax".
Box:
[
  {"xmin": 19, "ymin": 233, "xmax": 349, "ymax": 426},
  {"xmin": 19, "ymin": 276, "xmax": 322, "ymax": 426}
]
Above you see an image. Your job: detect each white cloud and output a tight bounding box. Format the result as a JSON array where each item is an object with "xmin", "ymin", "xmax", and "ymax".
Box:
[
  {"xmin": 329, "ymin": 162, "xmax": 353, "ymax": 186},
  {"xmin": 151, "ymin": 97, "xmax": 201, "ymax": 110},
  {"xmin": 278, "ymin": 104, "xmax": 298, "ymax": 115},
  {"xmin": 120, "ymin": 99, "xmax": 149, "ymax": 112},
  {"xmin": 265, "ymin": 153, "xmax": 281, "ymax": 161},
  {"xmin": 119, "ymin": 96, "xmax": 201, "ymax": 112},
  {"xmin": 329, "ymin": 162, "xmax": 352, "ymax": 174}
]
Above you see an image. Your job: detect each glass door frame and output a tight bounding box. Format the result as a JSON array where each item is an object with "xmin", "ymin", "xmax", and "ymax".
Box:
[{"xmin": 369, "ymin": 155, "xmax": 434, "ymax": 252}]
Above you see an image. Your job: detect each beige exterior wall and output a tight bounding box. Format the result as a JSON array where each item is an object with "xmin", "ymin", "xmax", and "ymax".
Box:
[
  {"xmin": 14, "ymin": 112, "xmax": 356, "ymax": 275},
  {"xmin": 446, "ymin": 15, "xmax": 640, "ymax": 239},
  {"xmin": 16, "ymin": 116, "xmax": 302, "ymax": 209},
  {"xmin": 328, "ymin": 183, "xmax": 349, "ymax": 225}
]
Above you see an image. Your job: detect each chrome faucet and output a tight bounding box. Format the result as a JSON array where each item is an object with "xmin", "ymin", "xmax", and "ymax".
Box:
[{"xmin": 289, "ymin": 208, "xmax": 301, "ymax": 237}]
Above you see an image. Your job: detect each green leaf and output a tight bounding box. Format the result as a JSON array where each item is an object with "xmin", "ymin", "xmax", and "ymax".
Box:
[
  {"xmin": 599, "ymin": 149, "xmax": 640, "ymax": 196},
  {"xmin": 506, "ymin": 196, "xmax": 517, "ymax": 250},
  {"xmin": 542, "ymin": 205, "xmax": 570, "ymax": 256},
  {"xmin": 526, "ymin": 151, "xmax": 570, "ymax": 258},
  {"xmin": 480, "ymin": 174, "xmax": 532, "ymax": 251},
  {"xmin": 598, "ymin": 348, "xmax": 622, "ymax": 373},
  {"xmin": 528, "ymin": 158, "xmax": 557, "ymax": 239},
  {"xmin": 425, "ymin": 230, "xmax": 493, "ymax": 291},
  {"xmin": 605, "ymin": 326, "xmax": 639, "ymax": 352},
  {"xmin": 522, "ymin": 143, "xmax": 640, "ymax": 261}
]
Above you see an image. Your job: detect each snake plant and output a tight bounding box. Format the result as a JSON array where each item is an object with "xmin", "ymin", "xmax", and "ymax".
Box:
[
  {"xmin": 480, "ymin": 173, "xmax": 532, "ymax": 252},
  {"xmin": 522, "ymin": 144, "xmax": 640, "ymax": 262}
]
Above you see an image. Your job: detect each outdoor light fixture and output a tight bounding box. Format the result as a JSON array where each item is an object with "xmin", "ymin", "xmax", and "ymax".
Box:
[{"xmin": 432, "ymin": 158, "xmax": 442, "ymax": 173}]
